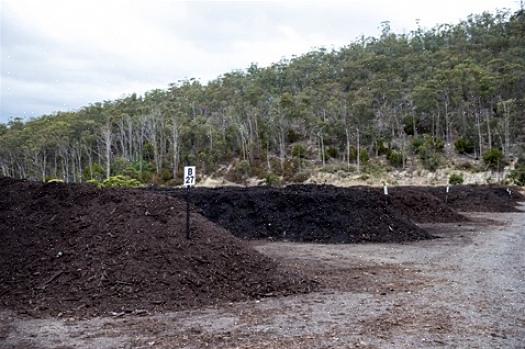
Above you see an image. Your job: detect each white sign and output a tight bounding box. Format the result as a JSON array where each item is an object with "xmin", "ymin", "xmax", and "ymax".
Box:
[{"xmin": 184, "ymin": 166, "xmax": 196, "ymax": 187}]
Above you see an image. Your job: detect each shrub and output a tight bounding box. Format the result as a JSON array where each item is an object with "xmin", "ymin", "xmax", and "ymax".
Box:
[
  {"xmin": 413, "ymin": 135, "xmax": 444, "ymax": 155},
  {"xmin": 508, "ymin": 165, "xmax": 525, "ymax": 186},
  {"xmin": 265, "ymin": 173, "xmax": 281, "ymax": 186},
  {"xmin": 411, "ymin": 136, "xmax": 425, "ymax": 152},
  {"xmin": 348, "ymin": 147, "xmax": 367, "ymax": 162},
  {"xmin": 448, "ymin": 173, "xmax": 464, "ymax": 185},
  {"xmin": 160, "ymin": 168, "xmax": 173, "ymax": 182},
  {"xmin": 422, "ymin": 153, "xmax": 441, "ymax": 171},
  {"xmin": 46, "ymin": 178, "xmax": 64, "ymax": 184},
  {"xmin": 403, "ymin": 115, "xmax": 416, "ymax": 135},
  {"xmin": 359, "ymin": 149, "xmax": 369, "ymax": 163},
  {"xmin": 287, "ymin": 129, "xmax": 302, "ymax": 143},
  {"xmin": 387, "ymin": 150, "xmax": 403, "ymax": 168},
  {"xmin": 376, "ymin": 139, "xmax": 390, "ymax": 156},
  {"xmin": 291, "ymin": 144, "xmax": 307, "ymax": 159},
  {"xmin": 82, "ymin": 163, "xmax": 105, "ymax": 181},
  {"xmin": 455, "ymin": 137, "xmax": 475, "ymax": 154},
  {"xmin": 87, "ymin": 175, "xmax": 143, "ymax": 189},
  {"xmin": 325, "ymin": 146, "xmax": 338, "ymax": 159},
  {"xmin": 483, "ymin": 148, "xmax": 504, "ymax": 171},
  {"xmin": 291, "ymin": 171, "xmax": 310, "ymax": 183}
]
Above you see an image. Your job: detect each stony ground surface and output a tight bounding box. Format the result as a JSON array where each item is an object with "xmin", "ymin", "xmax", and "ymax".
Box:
[{"xmin": 1, "ymin": 209, "xmax": 524, "ymax": 349}]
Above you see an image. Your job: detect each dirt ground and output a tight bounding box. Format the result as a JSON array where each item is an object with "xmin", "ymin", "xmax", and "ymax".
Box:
[{"xmin": 2, "ymin": 208, "xmax": 524, "ymax": 349}]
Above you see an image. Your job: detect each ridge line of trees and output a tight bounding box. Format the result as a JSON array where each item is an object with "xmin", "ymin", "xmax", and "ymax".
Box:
[{"xmin": 1, "ymin": 9, "xmax": 524, "ymax": 184}]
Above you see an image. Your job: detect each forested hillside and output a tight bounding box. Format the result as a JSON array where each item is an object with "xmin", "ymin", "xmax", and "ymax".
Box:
[{"xmin": 1, "ymin": 9, "xmax": 524, "ymax": 185}]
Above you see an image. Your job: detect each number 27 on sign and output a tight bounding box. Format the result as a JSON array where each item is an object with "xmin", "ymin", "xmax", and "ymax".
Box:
[{"xmin": 184, "ymin": 166, "xmax": 196, "ymax": 187}]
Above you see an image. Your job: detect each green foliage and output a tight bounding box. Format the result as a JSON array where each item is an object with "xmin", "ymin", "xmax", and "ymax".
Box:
[
  {"xmin": 359, "ymin": 149, "xmax": 369, "ymax": 163},
  {"xmin": 287, "ymin": 129, "xmax": 302, "ymax": 143},
  {"xmin": 387, "ymin": 150, "xmax": 403, "ymax": 168},
  {"xmin": 1, "ymin": 9, "xmax": 524, "ymax": 184},
  {"xmin": 226, "ymin": 160, "xmax": 252, "ymax": 182},
  {"xmin": 403, "ymin": 115, "xmax": 416, "ymax": 135},
  {"xmin": 160, "ymin": 168, "xmax": 173, "ymax": 182},
  {"xmin": 376, "ymin": 140, "xmax": 390, "ymax": 156},
  {"xmin": 291, "ymin": 144, "xmax": 307, "ymax": 159},
  {"xmin": 364, "ymin": 162, "xmax": 385, "ymax": 177},
  {"xmin": 508, "ymin": 165, "xmax": 525, "ymax": 186},
  {"xmin": 448, "ymin": 173, "xmax": 464, "ymax": 185},
  {"xmin": 422, "ymin": 153, "xmax": 441, "ymax": 171},
  {"xmin": 46, "ymin": 178, "xmax": 64, "ymax": 184},
  {"xmin": 264, "ymin": 173, "xmax": 281, "ymax": 186},
  {"xmin": 348, "ymin": 147, "xmax": 369, "ymax": 164},
  {"xmin": 87, "ymin": 175, "xmax": 143, "ymax": 189},
  {"xmin": 412, "ymin": 135, "xmax": 443, "ymax": 171},
  {"xmin": 412, "ymin": 135, "xmax": 444, "ymax": 156},
  {"xmin": 112, "ymin": 156, "xmax": 131, "ymax": 176},
  {"xmin": 83, "ymin": 163, "xmax": 105, "ymax": 181},
  {"xmin": 325, "ymin": 146, "xmax": 338, "ymax": 159},
  {"xmin": 483, "ymin": 148, "xmax": 504, "ymax": 170},
  {"xmin": 290, "ymin": 171, "xmax": 310, "ymax": 183},
  {"xmin": 455, "ymin": 137, "xmax": 475, "ymax": 154}
]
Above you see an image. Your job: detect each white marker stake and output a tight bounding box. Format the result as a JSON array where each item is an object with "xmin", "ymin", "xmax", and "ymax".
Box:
[
  {"xmin": 446, "ymin": 186, "xmax": 450, "ymax": 193},
  {"xmin": 183, "ymin": 166, "xmax": 196, "ymax": 239},
  {"xmin": 184, "ymin": 166, "xmax": 196, "ymax": 187},
  {"xmin": 383, "ymin": 184, "xmax": 388, "ymax": 195}
]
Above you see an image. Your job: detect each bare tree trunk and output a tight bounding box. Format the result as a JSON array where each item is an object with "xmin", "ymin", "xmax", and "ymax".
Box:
[
  {"xmin": 476, "ymin": 110, "xmax": 483, "ymax": 159},
  {"xmin": 266, "ymin": 141, "xmax": 271, "ymax": 171},
  {"xmin": 345, "ymin": 126, "xmax": 351, "ymax": 170},
  {"xmin": 54, "ymin": 151, "xmax": 58, "ymax": 178},
  {"xmin": 502, "ymin": 100, "xmax": 511, "ymax": 155},
  {"xmin": 444, "ymin": 97, "xmax": 450, "ymax": 145},
  {"xmin": 77, "ymin": 146, "xmax": 82, "ymax": 183},
  {"xmin": 343, "ymin": 102, "xmax": 351, "ymax": 171},
  {"xmin": 172, "ymin": 116, "xmax": 180, "ymax": 180},
  {"xmin": 319, "ymin": 130, "xmax": 325, "ymax": 168},
  {"xmin": 86, "ymin": 147, "xmax": 93, "ymax": 179},
  {"xmin": 41, "ymin": 150, "xmax": 47, "ymax": 182},
  {"xmin": 486, "ymin": 110, "xmax": 492, "ymax": 151},
  {"xmin": 356, "ymin": 126, "xmax": 361, "ymax": 173},
  {"xmin": 101, "ymin": 123, "xmax": 112, "ymax": 179}
]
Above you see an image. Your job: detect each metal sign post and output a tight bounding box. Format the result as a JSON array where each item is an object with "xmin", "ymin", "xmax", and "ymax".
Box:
[{"xmin": 184, "ymin": 166, "xmax": 196, "ymax": 240}]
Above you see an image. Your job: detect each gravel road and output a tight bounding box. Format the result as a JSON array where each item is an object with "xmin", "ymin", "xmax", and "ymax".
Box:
[{"xmin": 1, "ymin": 209, "xmax": 524, "ymax": 349}]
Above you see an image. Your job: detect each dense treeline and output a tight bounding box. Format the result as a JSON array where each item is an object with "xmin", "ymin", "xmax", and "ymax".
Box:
[{"xmin": 1, "ymin": 10, "xmax": 524, "ymax": 184}]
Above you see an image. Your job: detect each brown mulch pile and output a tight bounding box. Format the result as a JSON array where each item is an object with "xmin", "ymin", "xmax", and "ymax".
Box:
[
  {"xmin": 420, "ymin": 185, "xmax": 525, "ymax": 212},
  {"xmin": 384, "ymin": 187, "xmax": 468, "ymax": 223},
  {"xmin": 153, "ymin": 185, "xmax": 434, "ymax": 243},
  {"xmin": 0, "ymin": 178, "xmax": 315, "ymax": 318}
]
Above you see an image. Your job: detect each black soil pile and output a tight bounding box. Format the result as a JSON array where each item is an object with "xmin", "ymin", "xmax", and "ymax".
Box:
[
  {"xmin": 154, "ymin": 185, "xmax": 433, "ymax": 243},
  {"xmin": 421, "ymin": 185, "xmax": 525, "ymax": 212},
  {"xmin": 382, "ymin": 187, "xmax": 468, "ymax": 223},
  {"xmin": 0, "ymin": 178, "xmax": 314, "ymax": 318}
]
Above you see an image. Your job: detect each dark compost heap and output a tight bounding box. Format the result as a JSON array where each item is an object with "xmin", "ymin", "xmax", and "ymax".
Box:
[
  {"xmin": 419, "ymin": 185, "xmax": 525, "ymax": 212},
  {"xmin": 381, "ymin": 187, "xmax": 468, "ymax": 223},
  {"xmin": 0, "ymin": 178, "xmax": 314, "ymax": 317},
  {"xmin": 155, "ymin": 185, "xmax": 434, "ymax": 243}
]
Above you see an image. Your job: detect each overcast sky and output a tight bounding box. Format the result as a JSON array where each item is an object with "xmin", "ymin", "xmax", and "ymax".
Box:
[{"xmin": 0, "ymin": 0, "xmax": 518, "ymax": 123}]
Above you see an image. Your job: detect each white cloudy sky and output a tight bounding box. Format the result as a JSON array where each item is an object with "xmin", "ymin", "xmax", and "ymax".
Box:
[{"xmin": 0, "ymin": 0, "xmax": 518, "ymax": 123}]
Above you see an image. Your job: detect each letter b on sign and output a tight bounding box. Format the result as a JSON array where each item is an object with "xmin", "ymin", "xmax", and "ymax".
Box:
[{"xmin": 184, "ymin": 166, "xmax": 196, "ymax": 187}]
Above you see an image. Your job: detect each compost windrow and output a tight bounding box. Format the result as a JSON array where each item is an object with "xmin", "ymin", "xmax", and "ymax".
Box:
[
  {"xmin": 154, "ymin": 185, "xmax": 434, "ymax": 243},
  {"xmin": 0, "ymin": 178, "xmax": 314, "ymax": 318},
  {"xmin": 422, "ymin": 185, "xmax": 525, "ymax": 212}
]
